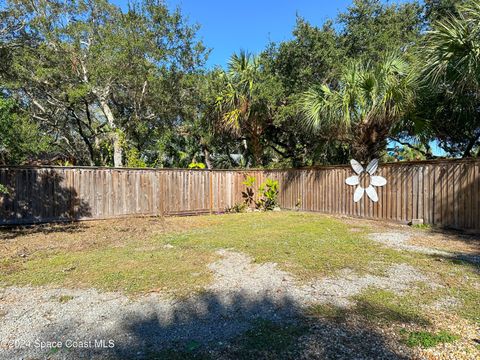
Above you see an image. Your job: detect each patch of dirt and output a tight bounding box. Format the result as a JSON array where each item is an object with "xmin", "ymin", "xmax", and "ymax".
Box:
[
  {"xmin": 0, "ymin": 216, "xmax": 219, "ymax": 259},
  {"xmin": 302, "ymin": 264, "xmax": 428, "ymax": 308},
  {"xmin": 369, "ymin": 232, "xmax": 480, "ymax": 265},
  {"xmin": 409, "ymin": 231, "xmax": 480, "ymax": 256},
  {"xmin": 369, "ymin": 232, "xmax": 451, "ymax": 256},
  {"xmin": 208, "ymin": 250, "xmax": 428, "ymax": 308}
]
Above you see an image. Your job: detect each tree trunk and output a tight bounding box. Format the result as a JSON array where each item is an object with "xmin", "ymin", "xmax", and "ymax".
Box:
[
  {"xmin": 462, "ymin": 133, "xmax": 480, "ymax": 158},
  {"xmin": 203, "ymin": 147, "xmax": 213, "ymax": 169},
  {"xmin": 98, "ymin": 98, "xmax": 123, "ymax": 167}
]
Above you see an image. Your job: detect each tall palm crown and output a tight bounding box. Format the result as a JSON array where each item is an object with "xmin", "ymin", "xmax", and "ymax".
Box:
[
  {"xmin": 420, "ymin": 0, "xmax": 480, "ymax": 157},
  {"xmin": 214, "ymin": 51, "xmax": 271, "ymax": 166},
  {"xmin": 300, "ymin": 54, "xmax": 415, "ymax": 161},
  {"xmin": 422, "ymin": 1, "xmax": 480, "ymax": 94}
]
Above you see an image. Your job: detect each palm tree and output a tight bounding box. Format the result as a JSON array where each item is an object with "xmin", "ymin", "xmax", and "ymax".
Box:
[
  {"xmin": 213, "ymin": 51, "xmax": 272, "ymax": 166},
  {"xmin": 420, "ymin": 0, "xmax": 480, "ymax": 157},
  {"xmin": 300, "ymin": 53, "xmax": 416, "ymax": 161},
  {"xmin": 422, "ymin": 1, "xmax": 480, "ymax": 93}
]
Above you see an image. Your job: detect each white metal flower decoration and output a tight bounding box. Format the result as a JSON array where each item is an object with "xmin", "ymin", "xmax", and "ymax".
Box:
[{"xmin": 345, "ymin": 159, "xmax": 387, "ymax": 202}]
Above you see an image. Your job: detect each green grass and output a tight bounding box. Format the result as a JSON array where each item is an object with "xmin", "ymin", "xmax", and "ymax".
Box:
[
  {"xmin": 2, "ymin": 245, "xmax": 214, "ymax": 295},
  {"xmin": 0, "ymin": 212, "xmax": 409, "ymax": 294},
  {"xmin": 400, "ymin": 329, "xmax": 459, "ymax": 348},
  {"xmin": 0, "ymin": 210, "xmax": 478, "ymax": 329},
  {"xmin": 153, "ymin": 212, "xmax": 411, "ymax": 280},
  {"xmin": 307, "ymin": 288, "xmax": 430, "ymax": 326},
  {"xmin": 58, "ymin": 294, "xmax": 74, "ymax": 303},
  {"xmin": 410, "ymin": 223, "xmax": 432, "ymax": 230},
  {"xmin": 353, "ymin": 288, "xmax": 430, "ymax": 326},
  {"xmin": 229, "ymin": 319, "xmax": 308, "ymax": 357},
  {"xmin": 1, "ymin": 211, "xmax": 479, "ymax": 357}
]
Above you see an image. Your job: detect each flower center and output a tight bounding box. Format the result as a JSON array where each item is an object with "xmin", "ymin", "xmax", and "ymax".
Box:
[{"xmin": 359, "ymin": 172, "xmax": 370, "ymax": 188}]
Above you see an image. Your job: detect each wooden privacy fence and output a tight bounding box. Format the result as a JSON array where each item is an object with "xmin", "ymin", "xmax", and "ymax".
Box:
[{"xmin": 0, "ymin": 158, "xmax": 479, "ymax": 230}]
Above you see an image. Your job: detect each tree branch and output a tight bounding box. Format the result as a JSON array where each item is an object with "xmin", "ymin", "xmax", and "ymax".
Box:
[{"xmin": 390, "ymin": 137, "xmax": 439, "ymax": 159}]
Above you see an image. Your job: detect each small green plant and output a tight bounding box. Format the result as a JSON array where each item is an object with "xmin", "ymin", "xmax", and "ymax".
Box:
[
  {"xmin": 241, "ymin": 176, "xmax": 279, "ymax": 211},
  {"xmin": 227, "ymin": 202, "xmax": 247, "ymax": 213},
  {"xmin": 257, "ymin": 178, "xmax": 279, "ymax": 211},
  {"xmin": 56, "ymin": 160, "xmax": 74, "ymax": 166},
  {"xmin": 242, "ymin": 176, "xmax": 256, "ymax": 206},
  {"xmin": 401, "ymin": 330, "xmax": 458, "ymax": 348},
  {"xmin": 188, "ymin": 161, "xmax": 206, "ymax": 169},
  {"xmin": 411, "ymin": 223, "xmax": 431, "ymax": 230},
  {"xmin": 58, "ymin": 295, "xmax": 74, "ymax": 303},
  {"xmin": 295, "ymin": 198, "xmax": 302, "ymax": 210},
  {"xmin": 0, "ymin": 184, "xmax": 9, "ymax": 196}
]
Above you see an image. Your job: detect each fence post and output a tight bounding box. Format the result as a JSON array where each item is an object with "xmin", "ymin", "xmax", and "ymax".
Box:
[{"xmin": 209, "ymin": 170, "xmax": 213, "ymax": 214}]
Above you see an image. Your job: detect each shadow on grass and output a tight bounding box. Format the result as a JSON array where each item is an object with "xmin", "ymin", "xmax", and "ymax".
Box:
[
  {"xmin": 0, "ymin": 222, "xmax": 87, "ymax": 240},
  {"xmin": 427, "ymin": 252, "xmax": 480, "ymax": 274},
  {"xmin": 307, "ymin": 300, "xmax": 431, "ymax": 328},
  {"xmin": 32, "ymin": 290, "xmax": 409, "ymax": 360}
]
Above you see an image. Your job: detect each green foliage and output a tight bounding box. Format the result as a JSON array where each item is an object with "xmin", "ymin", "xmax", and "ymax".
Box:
[
  {"xmin": 257, "ymin": 178, "xmax": 279, "ymax": 211},
  {"xmin": 1, "ymin": 0, "xmax": 477, "ymax": 166},
  {"xmin": 0, "ymin": 97, "xmax": 51, "ymax": 165},
  {"xmin": 417, "ymin": 0, "xmax": 480, "ymax": 157},
  {"xmin": 0, "ymin": 184, "xmax": 9, "ymax": 196},
  {"xmin": 401, "ymin": 329, "xmax": 459, "ymax": 348},
  {"xmin": 57, "ymin": 160, "xmax": 74, "ymax": 167},
  {"xmin": 240, "ymin": 176, "xmax": 279, "ymax": 210},
  {"xmin": 188, "ymin": 161, "xmax": 206, "ymax": 169},
  {"xmin": 300, "ymin": 54, "xmax": 417, "ymax": 161},
  {"xmin": 338, "ymin": 0, "xmax": 423, "ymax": 60},
  {"xmin": 385, "ymin": 144, "xmax": 428, "ymax": 162},
  {"xmin": 213, "ymin": 51, "xmax": 282, "ymax": 166},
  {"xmin": 242, "ymin": 176, "xmax": 256, "ymax": 187},
  {"xmin": 226, "ymin": 202, "xmax": 248, "ymax": 213},
  {"xmin": 126, "ymin": 148, "xmax": 147, "ymax": 168},
  {"xmin": 1, "ymin": 0, "xmax": 206, "ymax": 166},
  {"xmin": 241, "ymin": 176, "xmax": 256, "ymax": 206},
  {"xmin": 411, "ymin": 223, "xmax": 432, "ymax": 230}
]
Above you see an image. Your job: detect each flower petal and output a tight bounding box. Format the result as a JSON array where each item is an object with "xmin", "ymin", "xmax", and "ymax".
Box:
[
  {"xmin": 350, "ymin": 159, "xmax": 364, "ymax": 175},
  {"xmin": 353, "ymin": 186, "xmax": 364, "ymax": 202},
  {"xmin": 345, "ymin": 175, "xmax": 359, "ymax": 186},
  {"xmin": 365, "ymin": 185, "xmax": 378, "ymax": 202},
  {"xmin": 366, "ymin": 159, "xmax": 379, "ymax": 175},
  {"xmin": 370, "ymin": 175, "xmax": 387, "ymax": 187}
]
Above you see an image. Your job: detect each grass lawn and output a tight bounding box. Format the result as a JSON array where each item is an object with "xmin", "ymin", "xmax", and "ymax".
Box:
[
  {"xmin": 1, "ymin": 212, "xmax": 410, "ymax": 294},
  {"xmin": 1, "ymin": 212, "xmax": 479, "ymax": 358}
]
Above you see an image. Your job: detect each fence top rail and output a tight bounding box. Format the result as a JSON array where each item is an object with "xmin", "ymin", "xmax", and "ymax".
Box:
[{"xmin": 0, "ymin": 157, "xmax": 478, "ymax": 172}]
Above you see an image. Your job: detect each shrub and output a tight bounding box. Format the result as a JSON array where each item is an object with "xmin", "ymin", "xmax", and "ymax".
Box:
[
  {"xmin": 242, "ymin": 176, "xmax": 256, "ymax": 207},
  {"xmin": 188, "ymin": 161, "xmax": 206, "ymax": 169},
  {"xmin": 0, "ymin": 184, "xmax": 8, "ymax": 196},
  {"xmin": 257, "ymin": 178, "xmax": 279, "ymax": 211},
  {"xmin": 241, "ymin": 176, "xmax": 280, "ymax": 211},
  {"xmin": 226, "ymin": 202, "xmax": 248, "ymax": 213}
]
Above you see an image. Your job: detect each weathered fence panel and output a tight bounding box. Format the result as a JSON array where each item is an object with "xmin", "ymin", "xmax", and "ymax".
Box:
[
  {"xmin": 266, "ymin": 159, "xmax": 479, "ymax": 230},
  {"xmin": 0, "ymin": 159, "xmax": 479, "ymax": 230}
]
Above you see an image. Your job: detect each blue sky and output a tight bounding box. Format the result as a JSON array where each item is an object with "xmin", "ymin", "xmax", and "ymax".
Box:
[{"xmin": 112, "ymin": 1, "xmax": 420, "ymax": 68}]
